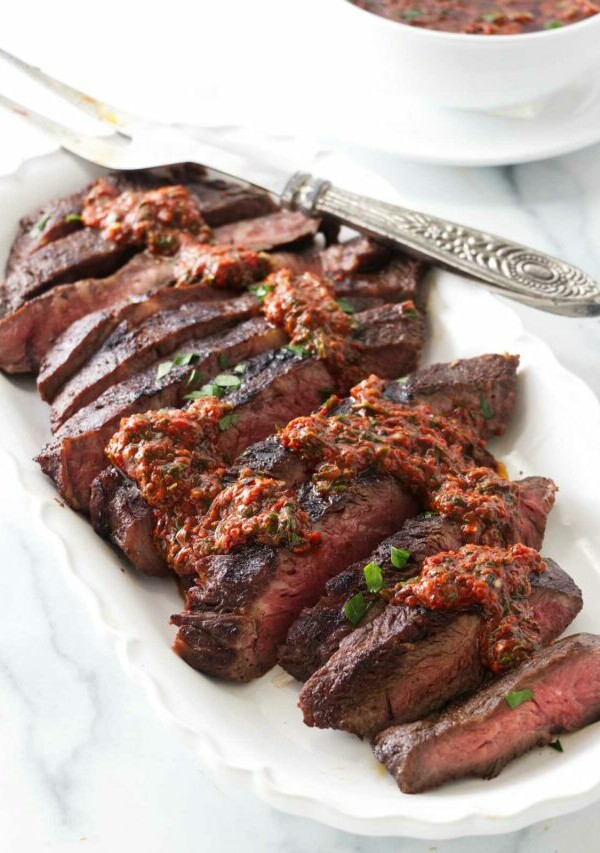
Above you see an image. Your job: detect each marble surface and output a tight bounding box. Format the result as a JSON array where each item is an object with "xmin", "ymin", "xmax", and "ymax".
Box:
[{"xmin": 1, "ymin": 4, "xmax": 600, "ymax": 850}]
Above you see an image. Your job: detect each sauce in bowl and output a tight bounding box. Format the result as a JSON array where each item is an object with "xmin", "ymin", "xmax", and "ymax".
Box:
[{"xmin": 350, "ymin": 0, "xmax": 599, "ymax": 32}]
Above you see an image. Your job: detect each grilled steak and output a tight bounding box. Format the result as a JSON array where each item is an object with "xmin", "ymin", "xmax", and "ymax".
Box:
[
  {"xmin": 240, "ymin": 353, "xmax": 518, "ymax": 495},
  {"xmin": 171, "ymin": 475, "xmax": 420, "ymax": 681},
  {"xmin": 373, "ymin": 633, "xmax": 600, "ymax": 793},
  {"xmin": 49, "ymin": 293, "xmax": 259, "ymax": 428},
  {"xmin": 298, "ymin": 505, "xmax": 572, "ymax": 740},
  {"xmin": 187, "ymin": 178, "xmax": 277, "ymax": 226},
  {"xmin": 0, "ymin": 254, "xmax": 175, "ymax": 374},
  {"xmin": 91, "ymin": 349, "xmax": 333, "ymax": 576},
  {"xmin": 279, "ymin": 474, "xmax": 555, "ymax": 681},
  {"xmin": 214, "ymin": 211, "xmax": 320, "ymax": 250},
  {"xmin": 37, "ymin": 318, "xmax": 285, "ymax": 510},
  {"xmin": 3, "ymin": 229, "xmax": 134, "ymax": 313},
  {"xmin": 334, "ymin": 257, "xmax": 426, "ymax": 305}
]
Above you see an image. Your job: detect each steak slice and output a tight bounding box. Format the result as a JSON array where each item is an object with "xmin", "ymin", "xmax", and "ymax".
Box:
[
  {"xmin": 37, "ymin": 318, "xmax": 284, "ymax": 511},
  {"xmin": 299, "ymin": 525, "xmax": 574, "ymax": 740},
  {"xmin": 3, "ymin": 229, "xmax": 134, "ymax": 313},
  {"xmin": 171, "ymin": 475, "xmax": 420, "ymax": 681},
  {"xmin": 240, "ymin": 353, "xmax": 519, "ymax": 493},
  {"xmin": 188, "ymin": 178, "xmax": 277, "ymax": 227},
  {"xmin": 373, "ymin": 633, "xmax": 600, "ymax": 793},
  {"xmin": 0, "ymin": 254, "xmax": 174, "ymax": 374},
  {"xmin": 49, "ymin": 293, "xmax": 259, "ymax": 429},
  {"xmin": 214, "ymin": 211, "xmax": 320, "ymax": 250},
  {"xmin": 334, "ymin": 257, "xmax": 426, "ymax": 305},
  {"xmin": 90, "ymin": 350, "xmax": 333, "ymax": 576},
  {"xmin": 279, "ymin": 476, "xmax": 556, "ymax": 681}
]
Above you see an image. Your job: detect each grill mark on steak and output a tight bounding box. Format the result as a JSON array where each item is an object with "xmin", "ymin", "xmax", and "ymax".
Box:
[
  {"xmin": 49, "ymin": 293, "xmax": 260, "ymax": 429},
  {"xmin": 373, "ymin": 632, "xmax": 600, "ymax": 793},
  {"xmin": 91, "ymin": 350, "xmax": 334, "ymax": 576},
  {"xmin": 279, "ymin": 476, "xmax": 556, "ymax": 682},
  {"xmin": 37, "ymin": 318, "xmax": 285, "ymax": 511},
  {"xmin": 171, "ymin": 475, "xmax": 420, "ymax": 681},
  {"xmin": 0, "ymin": 254, "xmax": 175, "ymax": 374},
  {"xmin": 187, "ymin": 178, "xmax": 277, "ymax": 227},
  {"xmin": 298, "ymin": 515, "xmax": 573, "ymax": 740}
]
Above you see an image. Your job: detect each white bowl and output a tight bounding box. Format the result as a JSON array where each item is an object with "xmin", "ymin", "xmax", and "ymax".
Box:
[{"xmin": 331, "ymin": 0, "xmax": 600, "ymax": 110}]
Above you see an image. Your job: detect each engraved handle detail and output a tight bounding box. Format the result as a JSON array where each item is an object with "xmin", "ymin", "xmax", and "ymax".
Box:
[{"xmin": 283, "ymin": 173, "xmax": 600, "ymax": 317}]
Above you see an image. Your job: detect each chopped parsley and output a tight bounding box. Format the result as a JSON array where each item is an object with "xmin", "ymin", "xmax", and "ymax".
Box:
[
  {"xmin": 219, "ymin": 413, "xmax": 239, "ymax": 431},
  {"xmin": 218, "ymin": 352, "xmax": 229, "ymax": 370},
  {"xmin": 363, "ymin": 561, "xmax": 384, "ymax": 593},
  {"xmin": 343, "ymin": 592, "xmax": 367, "ymax": 626},
  {"xmin": 214, "ymin": 373, "xmax": 242, "ymax": 389},
  {"xmin": 336, "ymin": 298, "xmax": 356, "ymax": 314},
  {"xmin": 479, "ymin": 395, "xmax": 494, "ymax": 420},
  {"xmin": 543, "ymin": 19, "xmax": 563, "ymax": 28},
  {"xmin": 31, "ymin": 214, "xmax": 50, "ymax": 235},
  {"xmin": 248, "ymin": 282, "xmax": 273, "ymax": 300},
  {"xmin": 319, "ymin": 387, "xmax": 334, "ymax": 403},
  {"xmin": 548, "ymin": 739, "xmax": 563, "ymax": 752},
  {"xmin": 233, "ymin": 362, "xmax": 248, "ymax": 374},
  {"xmin": 64, "ymin": 213, "xmax": 83, "ymax": 223},
  {"xmin": 184, "ymin": 383, "xmax": 224, "ymax": 401},
  {"xmin": 504, "ymin": 688, "xmax": 534, "ymax": 710},
  {"xmin": 390, "ymin": 546, "xmax": 410, "ymax": 569},
  {"xmin": 286, "ymin": 343, "xmax": 309, "ymax": 358},
  {"xmin": 402, "ymin": 7, "xmax": 422, "ymax": 18},
  {"xmin": 156, "ymin": 352, "xmax": 199, "ymax": 380}
]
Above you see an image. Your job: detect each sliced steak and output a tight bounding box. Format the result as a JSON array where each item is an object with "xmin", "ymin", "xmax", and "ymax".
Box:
[
  {"xmin": 188, "ymin": 178, "xmax": 277, "ymax": 227},
  {"xmin": 49, "ymin": 293, "xmax": 259, "ymax": 428},
  {"xmin": 373, "ymin": 633, "xmax": 600, "ymax": 794},
  {"xmin": 171, "ymin": 475, "xmax": 420, "ymax": 681},
  {"xmin": 334, "ymin": 257, "xmax": 426, "ymax": 306},
  {"xmin": 37, "ymin": 319, "xmax": 285, "ymax": 511},
  {"xmin": 350, "ymin": 302, "xmax": 425, "ymax": 379},
  {"xmin": 3, "ymin": 229, "xmax": 135, "ymax": 313},
  {"xmin": 214, "ymin": 211, "xmax": 320, "ymax": 251},
  {"xmin": 91, "ymin": 350, "xmax": 333, "ymax": 576},
  {"xmin": 0, "ymin": 254, "xmax": 174, "ymax": 374},
  {"xmin": 240, "ymin": 353, "xmax": 518, "ymax": 495},
  {"xmin": 299, "ymin": 520, "xmax": 574, "ymax": 740},
  {"xmin": 280, "ymin": 476, "xmax": 556, "ymax": 681}
]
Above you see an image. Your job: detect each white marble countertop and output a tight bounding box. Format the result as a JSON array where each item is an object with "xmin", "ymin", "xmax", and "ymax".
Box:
[{"xmin": 1, "ymin": 4, "xmax": 599, "ymax": 850}]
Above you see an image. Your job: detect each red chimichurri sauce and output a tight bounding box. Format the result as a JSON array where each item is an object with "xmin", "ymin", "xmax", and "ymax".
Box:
[
  {"xmin": 350, "ymin": 0, "xmax": 598, "ymax": 33},
  {"xmin": 393, "ymin": 543, "xmax": 547, "ymax": 673},
  {"xmin": 173, "ymin": 237, "xmax": 273, "ymax": 289},
  {"xmin": 82, "ymin": 179, "xmax": 211, "ymax": 254}
]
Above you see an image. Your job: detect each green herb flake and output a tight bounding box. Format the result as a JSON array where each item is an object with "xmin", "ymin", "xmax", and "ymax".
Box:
[
  {"xmin": 286, "ymin": 343, "xmax": 309, "ymax": 358},
  {"xmin": 404, "ymin": 309, "xmax": 419, "ymax": 318},
  {"xmin": 504, "ymin": 688, "xmax": 534, "ymax": 710},
  {"xmin": 64, "ymin": 213, "xmax": 83, "ymax": 223},
  {"xmin": 248, "ymin": 283, "xmax": 273, "ymax": 300},
  {"xmin": 184, "ymin": 383, "xmax": 224, "ymax": 401},
  {"xmin": 549, "ymin": 739, "xmax": 564, "ymax": 752},
  {"xmin": 391, "ymin": 546, "xmax": 411, "ymax": 569},
  {"xmin": 336, "ymin": 298, "xmax": 356, "ymax": 314},
  {"xmin": 543, "ymin": 19, "xmax": 564, "ymax": 27},
  {"xmin": 32, "ymin": 214, "xmax": 51, "ymax": 235},
  {"xmin": 483, "ymin": 11, "xmax": 502, "ymax": 21},
  {"xmin": 402, "ymin": 7, "xmax": 422, "ymax": 17},
  {"xmin": 480, "ymin": 395, "xmax": 494, "ymax": 420},
  {"xmin": 186, "ymin": 368, "xmax": 202, "ymax": 386},
  {"xmin": 218, "ymin": 352, "xmax": 229, "ymax": 370},
  {"xmin": 343, "ymin": 592, "xmax": 367, "ymax": 626},
  {"xmin": 214, "ymin": 373, "xmax": 242, "ymax": 389},
  {"xmin": 396, "ymin": 376, "xmax": 409, "ymax": 386},
  {"xmin": 320, "ymin": 387, "xmax": 334, "ymax": 403},
  {"xmin": 363, "ymin": 561, "xmax": 384, "ymax": 594},
  {"xmin": 233, "ymin": 362, "xmax": 248, "ymax": 374},
  {"xmin": 156, "ymin": 360, "xmax": 174, "ymax": 380},
  {"xmin": 173, "ymin": 352, "xmax": 199, "ymax": 367},
  {"xmin": 219, "ymin": 413, "xmax": 239, "ymax": 431}
]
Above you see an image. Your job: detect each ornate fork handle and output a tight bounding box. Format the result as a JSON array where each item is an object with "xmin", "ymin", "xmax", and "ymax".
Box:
[{"xmin": 283, "ymin": 173, "xmax": 600, "ymax": 317}]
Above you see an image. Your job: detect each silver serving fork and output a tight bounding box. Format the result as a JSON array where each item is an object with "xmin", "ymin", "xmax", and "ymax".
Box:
[{"xmin": 1, "ymin": 46, "xmax": 599, "ymax": 317}]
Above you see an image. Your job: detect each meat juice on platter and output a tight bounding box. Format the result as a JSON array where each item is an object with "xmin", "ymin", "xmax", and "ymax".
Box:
[
  {"xmin": 350, "ymin": 0, "xmax": 599, "ymax": 33},
  {"xmin": 0, "ymin": 168, "xmax": 598, "ymax": 797}
]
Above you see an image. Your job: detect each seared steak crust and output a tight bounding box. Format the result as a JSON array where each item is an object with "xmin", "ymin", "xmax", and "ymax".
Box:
[
  {"xmin": 373, "ymin": 632, "xmax": 600, "ymax": 793},
  {"xmin": 213, "ymin": 211, "xmax": 320, "ymax": 250},
  {"xmin": 172, "ymin": 475, "xmax": 420, "ymax": 681}
]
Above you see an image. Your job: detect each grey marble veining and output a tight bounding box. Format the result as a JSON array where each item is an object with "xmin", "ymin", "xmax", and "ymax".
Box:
[{"xmin": 0, "ymin": 136, "xmax": 599, "ymax": 852}]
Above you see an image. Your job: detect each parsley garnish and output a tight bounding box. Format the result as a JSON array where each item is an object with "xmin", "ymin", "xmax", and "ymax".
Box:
[
  {"xmin": 286, "ymin": 343, "xmax": 309, "ymax": 358},
  {"xmin": 31, "ymin": 214, "xmax": 50, "ymax": 235},
  {"xmin": 184, "ymin": 382, "xmax": 224, "ymax": 401},
  {"xmin": 156, "ymin": 352, "xmax": 199, "ymax": 380},
  {"xmin": 319, "ymin": 387, "xmax": 333, "ymax": 403},
  {"xmin": 233, "ymin": 362, "xmax": 248, "ymax": 374},
  {"xmin": 391, "ymin": 546, "xmax": 410, "ymax": 569},
  {"xmin": 479, "ymin": 395, "xmax": 494, "ymax": 420},
  {"xmin": 363, "ymin": 561, "xmax": 384, "ymax": 593},
  {"xmin": 505, "ymin": 688, "xmax": 534, "ymax": 709},
  {"xmin": 218, "ymin": 352, "xmax": 229, "ymax": 370},
  {"xmin": 343, "ymin": 592, "xmax": 367, "ymax": 626},
  {"xmin": 248, "ymin": 283, "xmax": 273, "ymax": 300},
  {"xmin": 336, "ymin": 298, "xmax": 355, "ymax": 314},
  {"xmin": 214, "ymin": 373, "xmax": 242, "ymax": 389},
  {"xmin": 548, "ymin": 739, "xmax": 563, "ymax": 752},
  {"xmin": 402, "ymin": 7, "xmax": 422, "ymax": 17},
  {"xmin": 219, "ymin": 413, "xmax": 239, "ymax": 431},
  {"xmin": 543, "ymin": 19, "xmax": 563, "ymax": 28},
  {"xmin": 64, "ymin": 213, "xmax": 83, "ymax": 223}
]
